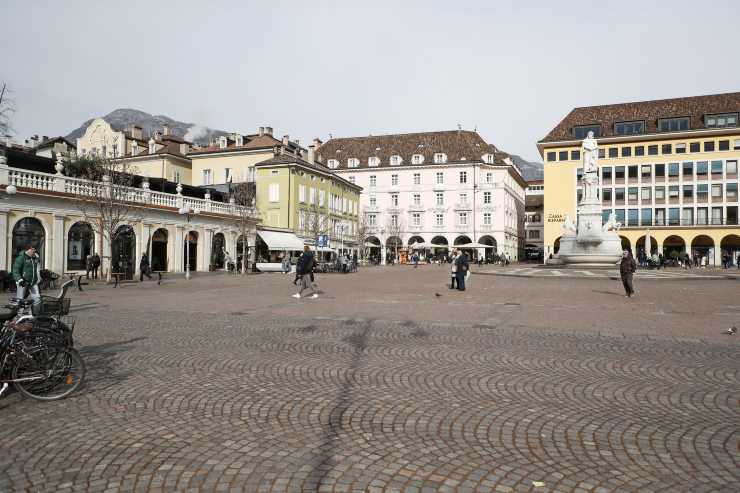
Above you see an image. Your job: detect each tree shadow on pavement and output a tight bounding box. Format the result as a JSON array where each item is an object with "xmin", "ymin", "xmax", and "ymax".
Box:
[
  {"xmin": 306, "ymin": 320, "xmax": 371, "ymax": 490},
  {"xmin": 592, "ymin": 289, "xmax": 623, "ymax": 296},
  {"xmin": 79, "ymin": 337, "xmax": 146, "ymax": 393}
]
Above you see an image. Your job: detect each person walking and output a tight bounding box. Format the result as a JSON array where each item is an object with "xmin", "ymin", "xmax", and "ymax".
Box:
[
  {"xmin": 455, "ymin": 250, "xmax": 470, "ymax": 291},
  {"xmin": 12, "ymin": 245, "xmax": 41, "ymax": 304},
  {"xmin": 91, "ymin": 253, "xmax": 101, "ymax": 279},
  {"xmin": 449, "ymin": 249, "xmax": 459, "ymax": 289},
  {"xmin": 619, "ymin": 250, "xmax": 637, "ymax": 297},
  {"xmin": 139, "ymin": 253, "xmax": 153, "ymax": 282},
  {"xmin": 281, "ymin": 254, "xmax": 291, "ymax": 275},
  {"xmin": 412, "ymin": 253, "xmax": 419, "ymax": 268},
  {"xmin": 293, "ymin": 245, "xmax": 318, "ymax": 299},
  {"xmin": 85, "ymin": 254, "xmax": 93, "ymax": 279}
]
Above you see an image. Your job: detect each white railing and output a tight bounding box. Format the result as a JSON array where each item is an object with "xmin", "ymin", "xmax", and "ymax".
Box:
[{"xmin": 4, "ymin": 165, "xmax": 246, "ymax": 218}]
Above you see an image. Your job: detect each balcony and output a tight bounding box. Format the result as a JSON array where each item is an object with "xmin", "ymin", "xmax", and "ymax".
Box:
[
  {"xmin": 408, "ymin": 203, "xmax": 426, "ymax": 212},
  {"xmin": 454, "ymin": 201, "xmax": 472, "ymax": 211}
]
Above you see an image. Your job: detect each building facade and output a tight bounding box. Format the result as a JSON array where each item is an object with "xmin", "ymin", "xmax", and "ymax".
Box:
[
  {"xmin": 317, "ymin": 130, "xmax": 526, "ymax": 263},
  {"xmin": 538, "ymin": 92, "xmax": 740, "ymax": 266},
  {"xmin": 0, "ymin": 146, "xmax": 259, "ymax": 278},
  {"xmin": 254, "ymin": 151, "xmax": 362, "ymax": 260},
  {"xmin": 524, "ymin": 179, "xmax": 544, "ymax": 261}
]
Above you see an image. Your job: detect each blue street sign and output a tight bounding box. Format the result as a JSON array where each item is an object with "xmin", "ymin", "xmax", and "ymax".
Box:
[{"xmin": 317, "ymin": 235, "xmax": 329, "ymax": 248}]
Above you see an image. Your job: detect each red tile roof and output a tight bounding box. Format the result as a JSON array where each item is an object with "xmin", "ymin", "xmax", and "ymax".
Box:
[{"xmin": 188, "ymin": 134, "xmax": 283, "ymax": 155}]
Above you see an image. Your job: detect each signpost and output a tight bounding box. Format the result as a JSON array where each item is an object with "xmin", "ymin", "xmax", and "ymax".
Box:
[{"xmin": 317, "ymin": 234, "xmax": 329, "ymax": 248}]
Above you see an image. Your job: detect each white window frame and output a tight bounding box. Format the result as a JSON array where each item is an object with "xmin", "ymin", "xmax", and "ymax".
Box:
[
  {"xmin": 390, "ymin": 155, "xmax": 402, "ymax": 166},
  {"xmin": 434, "ymin": 153, "xmax": 447, "ymax": 164},
  {"xmin": 436, "ymin": 192, "xmax": 444, "ymax": 206},
  {"xmin": 486, "ymin": 172, "xmax": 493, "ymax": 183},
  {"xmin": 435, "ymin": 213, "xmax": 444, "ymax": 227},
  {"xmin": 368, "ymin": 213, "xmax": 377, "ymax": 226},
  {"xmin": 436, "ymin": 172, "xmax": 444, "ymax": 184},
  {"xmin": 391, "ymin": 174, "xmax": 399, "ymax": 186},
  {"xmin": 299, "ymin": 184, "xmax": 306, "ymax": 203},
  {"xmin": 413, "ymin": 172, "xmax": 421, "ymax": 185},
  {"xmin": 348, "ymin": 158, "xmax": 359, "ymax": 168},
  {"xmin": 391, "ymin": 193, "xmax": 399, "ymax": 207},
  {"xmin": 202, "ymin": 169, "xmax": 212, "ymax": 185},
  {"xmin": 369, "ymin": 175, "xmax": 377, "ymax": 187},
  {"xmin": 483, "ymin": 212, "xmax": 491, "ymax": 225},
  {"xmin": 412, "ymin": 154, "xmax": 424, "ymax": 165},
  {"xmin": 412, "ymin": 212, "xmax": 421, "ymax": 226},
  {"xmin": 369, "ymin": 156, "xmax": 380, "ymax": 167},
  {"xmin": 413, "ymin": 193, "xmax": 421, "ymax": 206},
  {"xmin": 483, "ymin": 191, "xmax": 491, "ymax": 204},
  {"xmin": 459, "ymin": 171, "xmax": 467, "ymax": 184},
  {"xmin": 328, "ymin": 159, "xmax": 339, "ymax": 169},
  {"xmin": 458, "ymin": 212, "xmax": 468, "ymax": 226},
  {"xmin": 268, "ymin": 183, "xmax": 280, "ymax": 202}
]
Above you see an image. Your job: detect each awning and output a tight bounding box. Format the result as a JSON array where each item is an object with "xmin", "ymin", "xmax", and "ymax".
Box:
[{"xmin": 257, "ymin": 230, "xmax": 305, "ymax": 250}]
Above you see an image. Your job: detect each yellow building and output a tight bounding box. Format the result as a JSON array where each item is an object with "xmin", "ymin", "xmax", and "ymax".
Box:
[{"xmin": 538, "ymin": 92, "xmax": 740, "ymax": 266}]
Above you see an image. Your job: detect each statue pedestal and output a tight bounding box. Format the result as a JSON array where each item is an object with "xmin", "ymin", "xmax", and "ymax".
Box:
[{"xmin": 558, "ymin": 198, "xmax": 622, "ymax": 267}]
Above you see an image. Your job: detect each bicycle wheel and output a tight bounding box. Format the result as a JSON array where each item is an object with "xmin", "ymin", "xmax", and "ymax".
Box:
[{"xmin": 12, "ymin": 346, "xmax": 85, "ymax": 401}]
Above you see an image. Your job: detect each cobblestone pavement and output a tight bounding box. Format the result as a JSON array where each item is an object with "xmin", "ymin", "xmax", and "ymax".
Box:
[{"xmin": 1, "ymin": 268, "xmax": 738, "ymax": 492}]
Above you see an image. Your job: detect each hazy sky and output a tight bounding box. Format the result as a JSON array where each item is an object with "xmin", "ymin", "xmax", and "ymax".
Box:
[{"xmin": 3, "ymin": 0, "xmax": 739, "ymax": 161}]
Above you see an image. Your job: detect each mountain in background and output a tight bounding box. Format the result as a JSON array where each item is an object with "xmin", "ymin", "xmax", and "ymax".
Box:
[
  {"xmin": 509, "ymin": 154, "xmax": 543, "ymax": 181},
  {"xmin": 65, "ymin": 108, "xmax": 227, "ymax": 145}
]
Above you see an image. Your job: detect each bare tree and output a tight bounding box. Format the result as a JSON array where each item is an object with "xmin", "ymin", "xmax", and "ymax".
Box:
[
  {"xmin": 72, "ymin": 155, "xmax": 141, "ymax": 282},
  {"xmin": 0, "ymin": 82, "xmax": 15, "ymax": 136},
  {"xmin": 384, "ymin": 213, "xmax": 404, "ymax": 263},
  {"xmin": 354, "ymin": 210, "xmax": 369, "ymax": 260},
  {"xmin": 228, "ymin": 181, "xmax": 257, "ymax": 274},
  {"xmin": 302, "ymin": 202, "xmax": 330, "ymax": 246}
]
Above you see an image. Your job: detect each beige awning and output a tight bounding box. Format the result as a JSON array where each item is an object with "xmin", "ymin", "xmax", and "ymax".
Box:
[{"xmin": 257, "ymin": 230, "xmax": 305, "ymax": 250}]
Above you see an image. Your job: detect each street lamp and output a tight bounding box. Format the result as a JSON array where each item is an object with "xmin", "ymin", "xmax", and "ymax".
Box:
[{"xmin": 178, "ymin": 206, "xmax": 199, "ymax": 280}]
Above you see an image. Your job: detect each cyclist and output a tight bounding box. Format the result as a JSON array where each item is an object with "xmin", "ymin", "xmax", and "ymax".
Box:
[{"xmin": 12, "ymin": 244, "xmax": 42, "ymax": 305}]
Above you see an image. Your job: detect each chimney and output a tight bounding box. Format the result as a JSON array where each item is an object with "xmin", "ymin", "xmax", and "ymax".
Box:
[
  {"xmin": 163, "ymin": 124, "xmax": 170, "ymax": 136},
  {"xmin": 273, "ymin": 145, "xmax": 280, "ymax": 157},
  {"xmin": 42, "ymin": 136, "xmax": 49, "ymax": 143},
  {"xmin": 258, "ymin": 126, "xmax": 264, "ymax": 136},
  {"xmin": 154, "ymin": 130, "xmax": 162, "ymax": 142},
  {"xmin": 265, "ymin": 126, "xmax": 273, "ymax": 136},
  {"xmin": 307, "ymin": 147, "xmax": 315, "ymax": 164},
  {"xmin": 312, "ymin": 137, "xmax": 323, "ymax": 148},
  {"xmin": 282, "ymin": 135, "xmax": 289, "ymax": 146},
  {"xmin": 128, "ymin": 125, "xmax": 143, "ymax": 140}
]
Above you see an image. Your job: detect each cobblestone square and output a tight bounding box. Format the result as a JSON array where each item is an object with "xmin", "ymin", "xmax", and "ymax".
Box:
[{"xmin": 1, "ymin": 266, "xmax": 738, "ymax": 492}]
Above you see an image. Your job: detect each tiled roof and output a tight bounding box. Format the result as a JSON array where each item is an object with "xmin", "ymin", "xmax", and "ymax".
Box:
[
  {"xmin": 255, "ymin": 154, "xmax": 361, "ymax": 190},
  {"xmin": 130, "ymin": 139, "xmax": 190, "ymax": 159},
  {"xmin": 189, "ymin": 134, "xmax": 283, "ymax": 155},
  {"xmin": 540, "ymin": 92, "xmax": 740, "ymax": 143},
  {"xmin": 315, "ymin": 130, "xmax": 504, "ymax": 169}
]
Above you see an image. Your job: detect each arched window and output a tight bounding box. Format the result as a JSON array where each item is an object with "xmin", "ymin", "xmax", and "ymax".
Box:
[
  {"xmin": 347, "ymin": 158, "xmax": 360, "ymax": 168},
  {"xmin": 412, "ymin": 154, "xmax": 424, "ymax": 165},
  {"xmin": 434, "ymin": 153, "xmax": 447, "ymax": 164},
  {"xmin": 368, "ymin": 156, "xmax": 380, "ymax": 167},
  {"xmin": 12, "ymin": 218, "xmax": 45, "ymax": 266},
  {"xmin": 67, "ymin": 222, "xmax": 94, "ymax": 270},
  {"xmin": 390, "ymin": 155, "xmax": 402, "ymax": 166}
]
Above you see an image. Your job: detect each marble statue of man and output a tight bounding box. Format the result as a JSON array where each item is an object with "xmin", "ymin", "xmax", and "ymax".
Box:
[{"xmin": 582, "ymin": 130, "xmax": 598, "ymax": 174}]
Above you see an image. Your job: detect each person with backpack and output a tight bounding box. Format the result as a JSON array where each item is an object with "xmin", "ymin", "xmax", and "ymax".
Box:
[{"xmin": 12, "ymin": 244, "xmax": 41, "ymax": 304}]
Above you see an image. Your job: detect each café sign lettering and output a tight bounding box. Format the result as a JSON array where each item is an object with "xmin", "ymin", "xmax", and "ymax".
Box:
[{"xmin": 547, "ymin": 213, "xmax": 565, "ymax": 223}]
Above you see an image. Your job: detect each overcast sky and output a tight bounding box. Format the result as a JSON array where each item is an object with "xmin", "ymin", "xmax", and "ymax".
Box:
[{"xmin": 2, "ymin": 0, "xmax": 739, "ymax": 162}]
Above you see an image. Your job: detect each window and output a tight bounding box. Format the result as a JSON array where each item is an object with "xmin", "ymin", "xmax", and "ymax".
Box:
[
  {"xmin": 668, "ymin": 163, "xmax": 679, "ymax": 177},
  {"xmin": 615, "ymin": 209, "xmax": 625, "ymax": 224},
  {"xmin": 348, "ymin": 158, "xmax": 359, "ymax": 168},
  {"xmin": 390, "ymin": 155, "xmax": 402, "ymax": 166},
  {"xmin": 711, "ymin": 207, "xmax": 723, "ymax": 225},
  {"xmin": 483, "ymin": 212, "xmax": 491, "ymax": 225},
  {"xmin": 668, "ymin": 185, "xmax": 679, "ymax": 199},
  {"xmin": 682, "ymin": 161, "xmax": 693, "ymax": 177},
  {"xmin": 434, "ymin": 153, "xmax": 447, "ymax": 164},
  {"xmin": 390, "ymin": 214, "xmax": 398, "ymax": 227},
  {"xmin": 298, "ymin": 184, "xmax": 306, "ymax": 203},
  {"xmin": 547, "ymin": 151, "xmax": 556, "ymax": 162},
  {"xmin": 711, "ymin": 184, "xmax": 722, "ymax": 199},
  {"xmin": 648, "ymin": 145, "xmax": 659, "ymax": 156},
  {"xmin": 690, "ymin": 142, "xmax": 700, "ymax": 153},
  {"xmin": 602, "ymin": 188, "xmax": 612, "ymax": 202},
  {"xmin": 662, "ymin": 143, "xmax": 672, "ymax": 154},
  {"xmin": 602, "ymin": 167, "xmax": 612, "ymax": 182},
  {"xmin": 628, "ymin": 166, "xmax": 638, "ymax": 179},
  {"xmin": 711, "ymin": 160, "xmax": 723, "ymax": 174},
  {"xmin": 641, "ymin": 187, "xmax": 651, "ymax": 201},
  {"xmin": 602, "ymin": 209, "xmax": 612, "ymax": 225},
  {"xmin": 655, "ymin": 164, "xmax": 665, "ymax": 177},
  {"xmin": 621, "ymin": 147, "xmax": 632, "ymax": 157},
  {"xmin": 435, "ymin": 214, "xmax": 444, "ymax": 227},
  {"xmin": 682, "ymin": 184, "xmax": 693, "ymax": 199},
  {"xmin": 573, "ymin": 125, "xmax": 600, "ymax": 139},
  {"xmin": 390, "ymin": 193, "xmax": 399, "ymax": 207},
  {"xmin": 675, "ymin": 143, "xmax": 686, "ymax": 154},
  {"xmin": 202, "ymin": 169, "xmax": 212, "ymax": 185},
  {"xmin": 615, "ymin": 166, "xmax": 625, "ymax": 180},
  {"xmin": 459, "ymin": 192, "xmax": 468, "ymax": 204},
  {"xmin": 735, "ymin": 140, "xmax": 740, "ymax": 151},
  {"xmin": 483, "ymin": 191, "xmax": 491, "ymax": 204},
  {"xmin": 319, "ymin": 190, "xmax": 326, "ymax": 207},
  {"xmin": 571, "ymin": 150, "xmax": 580, "ymax": 161},
  {"xmin": 486, "ymin": 172, "xmax": 493, "ymax": 183},
  {"xmin": 705, "ymin": 113, "xmax": 738, "ymax": 128},
  {"xmin": 696, "ymin": 161, "xmax": 708, "ymax": 176},
  {"xmin": 309, "ymin": 187, "xmax": 316, "ymax": 204},
  {"xmin": 559, "ymin": 150, "xmax": 568, "ymax": 161},
  {"xmin": 369, "ymin": 175, "xmax": 377, "ymax": 187},
  {"xmin": 641, "ymin": 165, "xmax": 651, "ymax": 180},
  {"xmin": 412, "ymin": 154, "xmax": 423, "ymax": 165},
  {"xmin": 368, "ymin": 213, "xmax": 377, "ymax": 226},
  {"xmin": 298, "ymin": 210, "xmax": 306, "ymax": 230},
  {"xmin": 615, "ymin": 121, "xmax": 645, "ymax": 135},
  {"xmin": 719, "ymin": 140, "xmax": 730, "ymax": 151},
  {"xmin": 131, "ymin": 142, "xmax": 138, "ymax": 155},
  {"xmin": 412, "ymin": 193, "xmax": 421, "ymax": 206},
  {"xmin": 668, "ymin": 208, "xmax": 680, "ymax": 225},
  {"xmin": 608, "ymin": 148, "xmax": 618, "ymax": 158},
  {"xmin": 368, "ymin": 156, "xmax": 380, "ymax": 167},
  {"xmin": 658, "ymin": 117, "xmax": 690, "ymax": 132},
  {"xmin": 615, "ymin": 188, "xmax": 625, "ymax": 201},
  {"xmin": 634, "ymin": 146, "xmax": 644, "ymax": 157},
  {"xmin": 436, "ymin": 192, "xmax": 444, "ymax": 206},
  {"xmin": 218, "ymin": 136, "xmax": 227, "ymax": 149},
  {"xmin": 728, "ymin": 160, "xmax": 738, "ymax": 174},
  {"xmin": 458, "ymin": 212, "xmax": 468, "ymax": 226},
  {"xmin": 412, "ymin": 213, "xmax": 421, "ymax": 226},
  {"xmin": 391, "ymin": 174, "xmax": 399, "ymax": 186},
  {"xmin": 628, "ymin": 187, "xmax": 638, "ymax": 201},
  {"xmin": 224, "ymin": 168, "xmax": 232, "ymax": 182},
  {"xmin": 328, "ymin": 159, "xmax": 339, "ymax": 169},
  {"xmin": 641, "ymin": 208, "xmax": 652, "ymax": 226},
  {"xmin": 697, "ymin": 184, "xmax": 708, "ymax": 201},
  {"xmin": 485, "ymin": 154, "xmax": 495, "ymax": 164},
  {"xmin": 369, "ymin": 195, "xmax": 376, "ymax": 207},
  {"xmin": 268, "ymin": 183, "xmax": 280, "ymax": 202},
  {"xmin": 413, "ymin": 173, "xmax": 421, "ymax": 185},
  {"xmin": 436, "ymin": 172, "xmax": 444, "ymax": 184},
  {"xmin": 655, "ymin": 208, "xmax": 666, "ymax": 225},
  {"xmin": 655, "ymin": 187, "xmax": 665, "ymax": 200},
  {"xmin": 459, "ymin": 171, "xmax": 467, "ymax": 184},
  {"xmin": 727, "ymin": 183, "xmax": 738, "ymax": 201},
  {"xmin": 628, "ymin": 209, "xmax": 638, "ymax": 226},
  {"xmin": 348, "ymin": 176, "xmax": 356, "ymax": 184},
  {"xmin": 704, "ymin": 141, "xmax": 715, "ymax": 152},
  {"xmin": 682, "ymin": 208, "xmax": 693, "ymax": 225}
]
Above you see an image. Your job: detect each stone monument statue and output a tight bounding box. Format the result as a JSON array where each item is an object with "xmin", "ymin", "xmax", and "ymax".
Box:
[{"xmin": 552, "ymin": 132, "xmax": 622, "ymax": 267}]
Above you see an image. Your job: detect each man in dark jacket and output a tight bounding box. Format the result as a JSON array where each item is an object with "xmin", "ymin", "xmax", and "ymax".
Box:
[
  {"xmin": 619, "ymin": 250, "xmax": 637, "ymax": 297},
  {"xmin": 139, "ymin": 253, "xmax": 152, "ymax": 282},
  {"xmin": 91, "ymin": 253, "xmax": 100, "ymax": 279},
  {"xmin": 455, "ymin": 250, "xmax": 470, "ymax": 291},
  {"xmin": 12, "ymin": 245, "xmax": 41, "ymax": 304},
  {"xmin": 293, "ymin": 245, "xmax": 318, "ymax": 299}
]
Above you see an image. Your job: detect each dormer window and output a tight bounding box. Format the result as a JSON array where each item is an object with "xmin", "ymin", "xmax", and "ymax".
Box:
[
  {"xmin": 390, "ymin": 155, "xmax": 402, "ymax": 166},
  {"xmin": 235, "ymin": 135, "xmax": 243, "ymax": 146},
  {"xmin": 614, "ymin": 121, "xmax": 645, "ymax": 135},
  {"xmin": 433, "ymin": 153, "xmax": 447, "ymax": 164},
  {"xmin": 412, "ymin": 154, "xmax": 424, "ymax": 165},
  {"xmin": 484, "ymin": 154, "xmax": 495, "ymax": 164},
  {"xmin": 327, "ymin": 159, "xmax": 339, "ymax": 169},
  {"xmin": 347, "ymin": 158, "xmax": 360, "ymax": 168},
  {"xmin": 368, "ymin": 156, "xmax": 380, "ymax": 167},
  {"xmin": 573, "ymin": 125, "xmax": 601, "ymax": 139},
  {"xmin": 219, "ymin": 136, "xmax": 227, "ymax": 149},
  {"xmin": 658, "ymin": 117, "xmax": 690, "ymax": 132},
  {"xmin": 705, "ymin": 113, "xmax": 738, "ymax": 128}
]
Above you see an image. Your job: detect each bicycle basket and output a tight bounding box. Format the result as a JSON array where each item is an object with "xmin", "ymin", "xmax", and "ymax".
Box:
[{"xmin": 32, "ymin": 296, "xmax": 71, "ymax": 316}]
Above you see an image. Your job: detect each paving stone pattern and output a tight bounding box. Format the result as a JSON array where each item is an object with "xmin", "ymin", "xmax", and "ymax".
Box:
[{"xmin": 0, "ymin": 271, "xmax": 738, "ymax": 492}]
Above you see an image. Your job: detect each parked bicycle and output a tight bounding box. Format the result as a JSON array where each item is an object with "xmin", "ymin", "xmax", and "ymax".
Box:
[{"xmin": 0, "ymin": 280, "xmax": 85, "ymax": 401}]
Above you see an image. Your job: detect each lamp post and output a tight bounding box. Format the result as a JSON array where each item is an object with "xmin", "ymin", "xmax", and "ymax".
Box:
[{"xmin": 178, "ymin": 206, "xmax": 199, "ymax": 280}]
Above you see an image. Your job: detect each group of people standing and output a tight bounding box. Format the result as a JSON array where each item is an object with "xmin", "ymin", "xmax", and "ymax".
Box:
[
  {"xmin": 449, "ymin": 248, "xmax": 470, "ymax": 291},
  {"xmin": 85, "ymin": 253, "xmax": 101, "ymax": 279}
]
